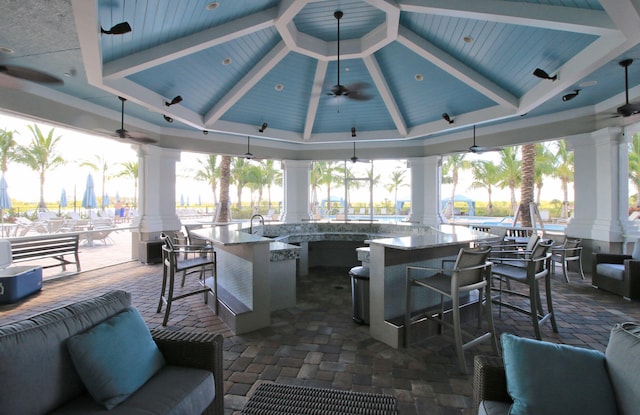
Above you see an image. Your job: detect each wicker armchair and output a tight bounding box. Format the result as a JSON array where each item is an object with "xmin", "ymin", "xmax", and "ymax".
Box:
[
  {"xmin": 592, "ymin": 251, "xmax": 640, "ymax": 300},
  {"xmin": 150, "ymin": 330, "xmax": 224, "ymax": 415},
  {"xmin": 473, "ymin": 355, "xmax": 511, "ymax": 415}
]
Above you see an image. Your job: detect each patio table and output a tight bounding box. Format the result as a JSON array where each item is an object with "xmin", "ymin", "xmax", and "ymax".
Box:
[{"xmin": 241, "ymin": 383, "xmax": 398, "ymax": 415}]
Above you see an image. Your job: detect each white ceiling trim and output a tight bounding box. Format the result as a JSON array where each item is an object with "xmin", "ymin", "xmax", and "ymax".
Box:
[
  {"xmin": 204, "ymin": 42, "xmax": 290, "ymax": 127},
  {"xmin": 363, "ymin": 54, "xmax": 407, "ymax": 137},
  {"xmin": 399, "ymin": 0, "xmax": 618, "ymax": 37},
  {"xmin": 103, "ymin": 7, "xmax": 279, "ymax": 80},
  {"xmin": 397, "ymin": 26, "xmax": 518, "ymax": 110},
  {"xmin": 303, "ymin": 60, "xmax": 328, "ymax": 141}
]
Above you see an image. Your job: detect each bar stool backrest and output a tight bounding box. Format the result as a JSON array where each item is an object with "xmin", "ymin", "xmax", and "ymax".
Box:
[{"xmin": 453, "ymin": 247, "xmax": 491, "ymax": 288}]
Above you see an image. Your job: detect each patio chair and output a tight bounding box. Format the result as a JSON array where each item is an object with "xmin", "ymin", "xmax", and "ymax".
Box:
[
  {"xmin": 592, "ymin": 241, "xmax": 640, "ymax": 300},
  {"xmin": 404, "ymin": 247, "xmax": 498, "ymax": 373},
  {"xmin": 491, "ymin": 240, "xmax": 557, "ymax": 340},
  {"xmin": 157, "ymin": 232, "xmax": 217, "ymax": 326},
  {"xmin": 550, "ymin": 237, "xmax": 584, "ymax": 282}
]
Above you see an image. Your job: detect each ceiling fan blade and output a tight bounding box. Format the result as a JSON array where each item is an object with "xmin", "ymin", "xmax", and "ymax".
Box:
[
  {"xmin": 469, "ymin": 145, "xmax": 501, "ymax": 154},
  {"xmin": 0, "ymin": 65, "xmax": 63, "ymax": 84}
]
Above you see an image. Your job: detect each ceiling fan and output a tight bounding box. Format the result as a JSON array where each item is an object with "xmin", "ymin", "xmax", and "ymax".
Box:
[
  {"xmin": 244, "ymin": 136, "xmax": 255, "ymax": 160},
  {"xmin": 0, "ymin": 64, "xmax": 63, "ymax": 84},
  {"xmin": 615, "ymin": 59, "xmax": 640, "ymax": 117},
  {"xmin": 114, "ymin": 96, "xmax": 157, "ymax": 144},
  {"xmin": 327, "ymin": 11, "xmax": 372, "ymax": 101},
  {"xmin": 468, "ymin": 125, "xmax": 501, "ymax": 154},
  {"xmin": 350, "ymin": 142, "xmax": 371, "ymax": 163}
]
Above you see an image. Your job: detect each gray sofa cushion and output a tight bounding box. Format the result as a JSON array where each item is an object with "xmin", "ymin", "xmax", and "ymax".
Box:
[
  {"xmin": 605, "ymin": 322, "xmax": 640, "ymax": 415},
  {"xmin": 596, "ymin": 263, "xmax": 625, "ymax": 281},
  {"xmin": 50, "ymin": 366, "xmax": 215, "ymax": 415},
  {"xmin": 478, "ymin": 400, "xmax": 510, "ymax": 415},
  {"xmin": 0, "ymin": 291, "xmax": 131, "ymax": 415}
]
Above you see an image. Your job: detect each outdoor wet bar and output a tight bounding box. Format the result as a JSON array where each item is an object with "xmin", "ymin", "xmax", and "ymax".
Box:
[
  {"xmin": 366, "ymin": 225, "xmax": 495, "ymax": 348},
  {"xmin": 193, "ymin": 222, "xmax": 493, "ymax": 340}
]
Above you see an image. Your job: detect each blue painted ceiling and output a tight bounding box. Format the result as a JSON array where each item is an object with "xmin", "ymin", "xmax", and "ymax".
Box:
[{"xmin": 1, "ymin": 0, "xmax": 640, "ymax": 154}]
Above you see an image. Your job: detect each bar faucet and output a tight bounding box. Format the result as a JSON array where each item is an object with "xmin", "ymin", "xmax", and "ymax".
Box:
[{"xmin": 250, "ymin": 214, "xmax": 264, "ymax": 234}]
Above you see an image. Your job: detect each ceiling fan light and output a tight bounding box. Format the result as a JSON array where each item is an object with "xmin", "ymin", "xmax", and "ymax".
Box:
[
  {"xmin": 533, "ymin": 68, "xmax": 557, "ymax": 81},
  {"xmin": 165, "ymin": 95, "xmax": 183, "ymax": 106},
  {"xmin": 101, "ymin": 22, "xmax": 132, "ymax": 35}
]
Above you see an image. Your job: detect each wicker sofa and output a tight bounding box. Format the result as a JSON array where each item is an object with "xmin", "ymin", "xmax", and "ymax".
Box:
[
  {"xmin": 474, "ymin": 323, "xmax": 640, "ymax": 415},
  {"xmin": 0, "ymin": 290, "xmax": 224, "ymax": 415}
]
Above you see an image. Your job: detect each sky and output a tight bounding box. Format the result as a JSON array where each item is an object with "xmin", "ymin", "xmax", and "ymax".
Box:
[{"xmin": 0, "ymin": 111, "xmax": 575, "ymax": 213}]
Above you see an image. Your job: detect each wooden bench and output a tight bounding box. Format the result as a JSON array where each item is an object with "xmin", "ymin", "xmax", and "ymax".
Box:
[{"xmin": 9, "ymin": 234, "xmax": 80, "ymax": 272}]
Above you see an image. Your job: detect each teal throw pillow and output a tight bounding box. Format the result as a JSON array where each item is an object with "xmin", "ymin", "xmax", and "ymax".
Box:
[
  {"xmin": 67, "ymin": 307, "xmax": 166, "ymax": 409},
  {"xmin": 501, "ymin": 333, "xmax": 617, "ymax": 415}
]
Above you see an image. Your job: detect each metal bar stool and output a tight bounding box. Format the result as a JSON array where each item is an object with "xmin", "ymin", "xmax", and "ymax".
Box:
[
  {"xmin": 404, "ymin": 247, "xmax": 498, "ymax": 373},
  {"xmin": 157, "ymin": 232, "xmax": 217, "ymax": 326}
]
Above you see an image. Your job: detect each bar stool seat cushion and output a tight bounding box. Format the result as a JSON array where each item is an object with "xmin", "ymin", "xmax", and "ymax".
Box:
[{"xmin": 501, "ymin": 333, "xmax": 617, "ymax": 415}]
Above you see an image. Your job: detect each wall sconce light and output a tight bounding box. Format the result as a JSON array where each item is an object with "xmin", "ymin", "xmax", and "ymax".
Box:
[
  {"xmin": 101, "ymin": 22, "xmax": 132, "ymax": 35},
  {"xmin": 258, "ymin": 122, "xmax": 268, "ymax": 133},
  {"xmin": 165, "ymin": 95, "xmax": 183, "ymax": 107},
  {"xmin": 533, "ymin": 68, "xmax": 557, "ymax": 81},
  {"xmin": 442, "ymin": 113, "xmax": 454, "ymax": 124},
  {"xmin": 163, "ymin": 114, "xmax": 173, "ymax": 123},
  {"xmin": 351, "ymin": 127, "xmax": 356, "ymax": 137},
  {"xmin": 562, "ymin": 89, "xmax": 580, "ymax": 102}
]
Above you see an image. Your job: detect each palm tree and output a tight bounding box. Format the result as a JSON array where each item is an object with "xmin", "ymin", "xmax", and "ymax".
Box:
[
  {"xmin": 245, "ymin": 163, "xmax": 267, "ymax": 211},
  {"xmin": 16, "ymin": 125, "xmax": 65, "ymax": 209},
  {"xmin": 519, "ymin": 144, "xmax": 536, "ymax": 227},
  {"xmin": 551, "ymin": 140, "xmax": 574, "ymax": 219},
  {"xmin": 230, "ymin": 158, "xmax": 252, "ymax": 213},
  {"xmin": 496, "ymin": 146, "xmax": 521, "ymax": 215},
  {"xmin": 218, "ymin": 156, "xmax": 232, "ymax": 222},
  {"xmin": 469, "ymin": 160, "xmax": 500, "ymax": 216},
  {"xmin": 0, "ymin": 128, "xmax": 19, "ymax": 174},
  {"xmin": 79, "ymin": 155, "xmax": 111, "ymax": 210},
  {"xmin": 384, "ymin": 170, "xmax": 407, "ymax": 215},
  {"xmin": 534, "ymin": 142, "xmax": 556, "ymax": 204},
  {"xmin": 194, "ymin": 154, "xmax": 219, "ymax": 206},
  {"xmin": 442, "ymin": 154, "xmax": 469, "ymax": 217},
  {"xmin": 116, "ymin": 161, "xmax": 138, "ymax": 208},
  {"xmin": 312, "ymin": 161, "xmax": 343, "ymax": 214},
  {"xmin": 261, "ymin": 160, "xmax": 282, "ymax": 211},
  {"xmin": 628, "ymin": 133, "xmax": 640, "ymax": 208}
]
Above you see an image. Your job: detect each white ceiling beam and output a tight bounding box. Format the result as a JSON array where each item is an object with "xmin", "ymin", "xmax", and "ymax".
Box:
[
  {"xmin": 362, "ymin": 55, "xmax": 407, "ymax": 137},
  {"xmin": 71, "ymin": 0, "xmax": 103, "ymax": 86},
  {"xmin": 519, "ymin": 34, "xmax": 632, "ymax": 113},
  {"xmin": 303, "ymin": 60, "xmax": 327, "ymax": 140},
  {"xmin": 599, "ymin": 0, "xmax": 640, "ymax": 39},
  {"xmin": 398, "ymin": 26, "xmax": 518, "ymax": 110},
  {"xmin": 204, "ymin": 42, "xmax": 289, "ymax": 127},
  {"xmin": 399, "ymin": 0, "xmax": 618, "ymax": 36},
  {"xmin": 103, "ymin": 7, "xmax": 279, "ymax": 79}
]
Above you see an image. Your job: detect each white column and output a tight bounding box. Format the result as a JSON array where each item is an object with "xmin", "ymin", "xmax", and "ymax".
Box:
[
  {"xmin": 407, "ymin": 156, "xmax": 444, "ymax": 226},
  {"xmin": 565, "ymin": 127, "xmax": 631, "ymax": 244},
  {"xmin": 133, "ymin": 145, "xmax": 182, "ymax": 239},
  {"xmin": 282, "ymin": 160, "xmax": 311, "ymax": 223}
]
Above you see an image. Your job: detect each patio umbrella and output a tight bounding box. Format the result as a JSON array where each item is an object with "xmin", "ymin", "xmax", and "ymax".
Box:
[
  {"xmin": 115, "ymin": 191, "xmax": 120, "ymax": 202},
  {"xmin": 59, "ymin": 189, "xmax": 68, "ymax": 207},
  {"xmin": 82, "ymin": 173, "xmax": 98, "ymax": 217},
  {"xmin": 0, "ymin": 175, "xmax": 11, "ymax": 227},
  {"xmin": 180, "ymin": 194, "xmax": 185, "ymax": 207},
  {"xmin": 103, "ymin": 193, "xmax": 110, "ymax": 208}
]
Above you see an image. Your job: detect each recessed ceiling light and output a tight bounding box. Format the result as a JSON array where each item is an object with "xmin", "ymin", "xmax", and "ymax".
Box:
[
  {"xmin": 344, "ymin": 67, "xmax": 350, "ymax": 72},
  {"xmin": 0, "ymin": 46, "xmax": 14, "ymax": 54},
  {"xmin": 463, "ymin": 36, "xmax": 474, "ymax": 43},
  {"xmin": 222, "ymin": 57, "xmax": 231, "ymax": 65},
  {"xmin": 579, "ymin": 80, "xmax": 598, "ymax": 88},
  {"xmin": 206, "ymin": 2, "xmax": 219, "ymax": 10},
  {"xmin": 275, "ymin": 84, "xmax": 284, "ymax": 91},
  {"xmin": 415, "ymin": 74, "xmax": 423, "ymax": 81}
]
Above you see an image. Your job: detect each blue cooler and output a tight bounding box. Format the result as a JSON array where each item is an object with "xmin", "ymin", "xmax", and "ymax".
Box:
[{"xmin": 0, "ymin": 240, "xmax": 43, "ymax": 304}]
